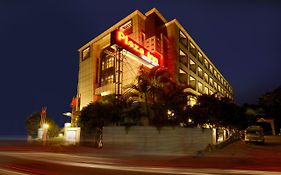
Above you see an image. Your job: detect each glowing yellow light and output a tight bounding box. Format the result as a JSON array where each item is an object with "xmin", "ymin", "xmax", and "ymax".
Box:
[
  {"xmin": 65, "ymin": 123, "xmax": 71, "ymax": 128},
  {"xmin": 42, "ymin": 123, "xmax": 49, "ymax": 129}
]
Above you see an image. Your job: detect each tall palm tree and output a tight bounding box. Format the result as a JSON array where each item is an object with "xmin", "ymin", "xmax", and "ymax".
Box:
[{"xmin": 124, "ymin": 65, "xmax": 191, "ymax": 126}]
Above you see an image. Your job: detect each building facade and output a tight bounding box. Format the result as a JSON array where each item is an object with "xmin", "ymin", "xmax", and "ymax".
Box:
[{"xmin": 77, "ymin": 8, "xmax": 233, "ymax": 109}]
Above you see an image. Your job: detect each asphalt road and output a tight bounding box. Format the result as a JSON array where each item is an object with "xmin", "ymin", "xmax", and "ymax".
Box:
[{"xmin": 0, "ymin": 136, "xmax": 281, "ymax": 175}]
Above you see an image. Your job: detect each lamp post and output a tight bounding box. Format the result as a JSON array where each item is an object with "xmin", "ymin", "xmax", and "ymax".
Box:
[{"xmin": 42, "ymin": 123, "xmax": 49, "ymax": 146}]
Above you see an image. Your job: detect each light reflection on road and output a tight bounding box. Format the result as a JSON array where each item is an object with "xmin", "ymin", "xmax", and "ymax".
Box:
[
  {"xmin": 0, "ymin": 152, "xmax": 280, "ymax": 175},
  {"xmin": 0, "ymin": 168, "xmax": 30, "ymax": 175}
]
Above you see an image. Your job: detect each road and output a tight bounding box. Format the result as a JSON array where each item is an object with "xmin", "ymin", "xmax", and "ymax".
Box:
[{"xmin": 0, "ymin": 136, "xmax": 281, "ymax": 175}]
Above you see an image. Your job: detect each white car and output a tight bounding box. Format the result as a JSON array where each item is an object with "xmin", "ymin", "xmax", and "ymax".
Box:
[{"xmin": 244, "ymin": 125, "xmax": 264, "ymax": 144}]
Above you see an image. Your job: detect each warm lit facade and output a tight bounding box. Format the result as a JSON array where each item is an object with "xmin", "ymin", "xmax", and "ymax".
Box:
[{"xmin": 77, "ymin": 8, "xmax": 233, "ymax": 109}]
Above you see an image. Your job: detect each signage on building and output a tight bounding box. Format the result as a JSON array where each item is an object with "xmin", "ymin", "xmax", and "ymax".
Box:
[{"xmin": 111, "ymin": 30, "xmax": 159, "ymax": 66}]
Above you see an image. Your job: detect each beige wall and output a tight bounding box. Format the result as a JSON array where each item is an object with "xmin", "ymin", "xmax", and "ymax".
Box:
[{"xmin": 103, "ymin": 126, "xmax": 213, "ymax": 155}]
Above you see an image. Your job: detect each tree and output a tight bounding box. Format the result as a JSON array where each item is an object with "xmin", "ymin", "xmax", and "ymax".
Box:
[
  {"xmin": 125, "ymin": 66, "xmax": 190, "ymax": 126},
  {"xmin": 189, "ymin": 94, "xmax": 247, "ymax": 129},
  {"xmin": 258, "ymin": 85, "xmax": 281, "ymax": 130},
  {"xmin": 25, "ymin": 112, "xmax": 60, "ymax": 138},
  {"xmin": 25, "ymin": 112, "xmax": 41, "ymax": 138},
  {"xmin": 79, "ymin": 100, "xmax": 118, "ymax": 139}
]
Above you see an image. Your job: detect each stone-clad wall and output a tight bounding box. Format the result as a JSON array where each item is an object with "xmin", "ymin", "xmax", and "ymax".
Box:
[{"xmin": 103, "ymin": 126, "xmax": 213, "ymax": 155}]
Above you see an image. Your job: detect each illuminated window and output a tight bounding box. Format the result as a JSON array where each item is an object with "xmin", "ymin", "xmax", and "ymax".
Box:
[
  {"xmin": 179, "ymin": 49, "xmax": 188, "ymax": 66},
  {"xmin": 102, "ymin": 62, "xmax": 105, "ymax": 70},
  {"xmin": 141, "ymin": 32, "xmax": 146, "ymax": 45},
  {"xmin": 190, "ymin": 42, "xmax": 195, "ymax": 49},
  {"xmin": 198, "ymin": 52, "xmax": 203, "ymax": 63},
  {"xmin": 214, "ymin": 81, "xmax": 217, "ymax": 90},
  {"xmin": 198, "ymin": 82, "xmax": 203, "ymax": 93},
  {"xmin": 204, "ymin": 87, "xmax": 209, "ymax": 94},
  {"xmin": 214, "ymin": 70, "xmax": 217, "ymax": 78},
  {"xmin": 189, "ymin": 76, "xmax": 196, "ymax": 89},
  {"xmin": 218, "ymin": 85, "xmax": 221, "ymax": 92},
  {"xmin": 198, "ymin": 67, "xmax": 203, "ymax": 78},
  {"xmin": 101, "ymin": 74, "xmax": 114, "ymax": 85},
  {"xmin": 210, "ymin": 65, "xmax": 213, "ymax": 73},
  {"xmin": 204, "ymin": 59, "xmax": 208, "ymax": 69},
  {"xmin": 82, "ymin": 47, "xmax": 90, "ymax": 61},
  {"xmin": 210, "ymin": 77, "xmax": 213, "ymax": 86},
  {"xmin": 102, "ymin": 57, "xmax": 114, "ymax": 70},
  {"xmin": 119, "ymin": 20, "xmax": 132, "ymax": 35},
  {"xmin": 180, "ymin": 30, "xmax": 188, "ymax": 46},
  {"xmin": 179, "ymin": 68, "xmax": 186, "ymax": 74},
  {"xmin": 189, "ymin": 59, "xmax": 196, "ymax": 73},
  {"xmin": 204, "ymin": 73, "xmax": 208, "ymax": 83},
  {"xmin": 210, "ymin": 90, "xmax": 213, "ymax": 95},
  {"xmin": 189, "ymin": 42, "xmax": 196, "ymax": 57}
]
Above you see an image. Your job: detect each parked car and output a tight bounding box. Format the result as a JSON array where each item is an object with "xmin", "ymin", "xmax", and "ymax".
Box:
[{"xmin": 244, "ymin": 125, "xmax": 264, "ymax": 144}]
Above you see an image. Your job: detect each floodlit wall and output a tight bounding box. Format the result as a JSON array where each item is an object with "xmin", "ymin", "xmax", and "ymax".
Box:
[{"xmin": 103, "ymin": 126, "xmax": 213, "ymax": 155}]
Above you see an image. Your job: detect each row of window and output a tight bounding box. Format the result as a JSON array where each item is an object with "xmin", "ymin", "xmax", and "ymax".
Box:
[
  {"xmin": 102, "ymin": 57, "xmax": 114, "ymax": 70},
  {"xmin": 189, "ymin": 75, "xmax": 231, "ymax": 98},
  {"xmin": 101, "ymin": 74, "xmax": 114, "ymax": 85},
  {"xmin": 180, "ymin": 30, "xmax": 232, "ymax": 91},
  {"xmin": 180, "ymin": 45, "xmax": 232, "ymax": 94}
]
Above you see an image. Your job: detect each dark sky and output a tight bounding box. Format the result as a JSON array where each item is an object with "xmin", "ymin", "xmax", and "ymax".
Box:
[{"xmin": 1, "ymin": 0, "xmax": 281, "ymax": 136}]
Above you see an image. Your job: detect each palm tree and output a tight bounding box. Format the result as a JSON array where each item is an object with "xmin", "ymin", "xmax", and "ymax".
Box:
[{"xmin": 124, "ymin": 65, "xmax": 191, "ymax": 126}]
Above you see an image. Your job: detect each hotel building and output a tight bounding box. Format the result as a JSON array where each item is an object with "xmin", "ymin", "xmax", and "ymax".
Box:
[{"xmin": 77, "ymin": 8, "xmax": 233, "ymax": 109}]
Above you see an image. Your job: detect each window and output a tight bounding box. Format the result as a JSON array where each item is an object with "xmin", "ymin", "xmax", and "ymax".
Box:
[
  {"xmin": 82, "ymin": 47, "xmax": 90, "ymax": 61},
  {"xmin": 210, "ymin": 77, "xmax": 213, "ymax": 86},
  {"xmin": 189, "ymin": 42, "xmax": 196, "ymax": 57},
  {"xmin": 102, "ymin": 57, "xmax": 114, "ymax": 70},
  {"xmin": 198, "ymin": 82, "xmax": 203, "ymax": 93},
  {"xmin": 180, "ymin": 30, "xmax": 188, "ymax": 46},
  {"xmin": 204, "ymin": 73, "xmax": 208, "ymax": 83},
  {"xmin": 198, "ymin": 52, "xmax": 203, "ymax": 63},
  {"xmin": 198, "ymin": 67, "xmax": 203, "ymax": 78},
  {"xmin": 218, "ymin": 85, "xmax": 221, "ymax": 92},
  {"xmin": 210, "ymin": 90, "xmax": 213, "ymax": 95},
  {"xmin": 204, "ymin": 59, "xmax": 208, "ymax": 69},
  {"xmin": 214, "ymin": 81, "xmax": 217, "ymax": 90},
  {"xmin": 101, "ymin": 74, "xmax": 114, "ymax": 85},
  {"xmin": 204, "ymin": 86, "xmax": 209, "ymax": 94},
  {"xmin": 141, "ymin": 32, "xmax": 146, "ymax": 45},
  {"xmin": 210, "ymin": 65, "xmax": 213, "ymax": 73},
  {"xmin": 189, "ymin": 76, "xmax": 196, "ymax": 89},
  {"xmin": 119, "ymin": 20, "xmax": 132, "ymax": 35},
  {"xmin": 214, "ymin": 70, "xmax": 217, "ymax": 78},
  {"xmin": 179, "ymin": 69, "xmax": 187, "ymax": 84},
  {"xmin": 179, "ymin": 49, "xmax": 188, "ymax": 66},
  {"xmin": 189, "ymin": 59, "xmax": 196, "ymax": 73}
]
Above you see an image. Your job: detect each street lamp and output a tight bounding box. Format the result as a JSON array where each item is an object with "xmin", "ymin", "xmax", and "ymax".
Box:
[
  {"xmin": 63, "ymin": 112, "xmax": 72, "ymax": 117},
  {"xmin": 42, "ymin": 123, "xmax": 49, "ymax": 145},
  {"xmin": 42, "ymin": 123, "xmax": 49, "ymax": 129}
]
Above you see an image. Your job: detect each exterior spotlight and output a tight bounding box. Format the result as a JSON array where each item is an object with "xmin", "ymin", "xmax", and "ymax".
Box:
[{"xmin": 42, "ymin": 123, "xmax": 49, "ymax": 129}]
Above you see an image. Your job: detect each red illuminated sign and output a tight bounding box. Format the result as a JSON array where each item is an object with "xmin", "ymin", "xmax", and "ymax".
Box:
[{"xmin": 111, "ymin": 30, "xmax": 159, "ymax": 66}]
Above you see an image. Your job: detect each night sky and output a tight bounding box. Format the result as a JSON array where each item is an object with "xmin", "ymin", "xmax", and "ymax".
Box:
[{"xmin": 1, "ymin": 0, "xmax": 281, "ymax": 137}]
